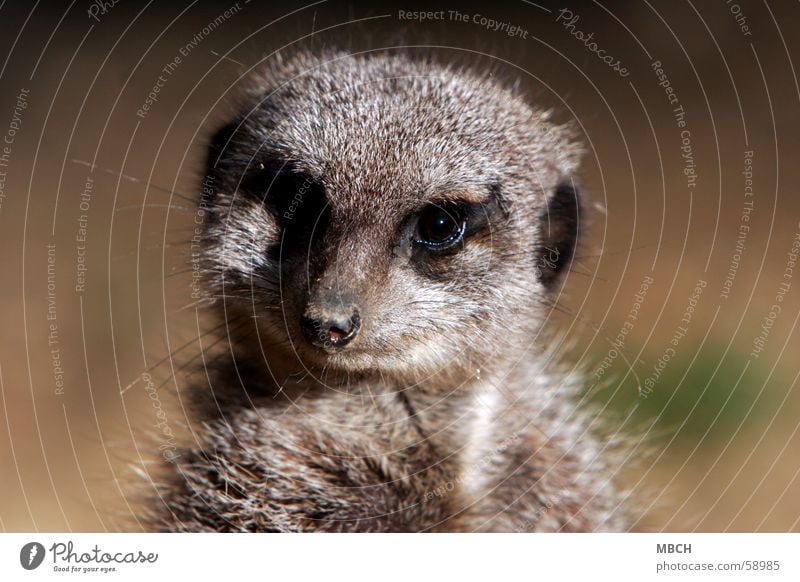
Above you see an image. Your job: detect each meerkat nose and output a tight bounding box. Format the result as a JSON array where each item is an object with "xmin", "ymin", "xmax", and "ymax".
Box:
[{"xmin": 300, "ymin": 307, "xmax": 361, "ymax": 349}]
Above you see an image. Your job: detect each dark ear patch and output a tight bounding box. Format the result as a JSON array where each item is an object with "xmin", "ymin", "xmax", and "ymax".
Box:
[
  {"xmin": 203, "ymin": 119, "xmax": 244, "ymax": 203},
  {"xmin": 256, "ymin": 166, "xmax": 328, "ymax": 233},
  {"xmin": 535, "ymin": 181, "xmax": 581, "ymax": 287},
  {"xmin": 206, "ymin": 118, "xmax": 241, "ymax": 175}
]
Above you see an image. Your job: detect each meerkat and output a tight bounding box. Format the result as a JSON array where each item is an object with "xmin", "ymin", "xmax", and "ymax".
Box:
[{"xmin": 153, "ymin": 50, "xmax": 626, "ymax": 532}]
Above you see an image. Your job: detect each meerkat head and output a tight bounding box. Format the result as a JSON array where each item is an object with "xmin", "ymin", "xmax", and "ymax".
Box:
[{"xmin": 199, "ymin": 51, "xmax": 582, "ymax": 378}]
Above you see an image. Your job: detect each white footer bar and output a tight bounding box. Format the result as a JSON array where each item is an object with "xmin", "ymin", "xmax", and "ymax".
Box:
[{"xmin": 1, "ymin": 533, "xmax": 798, "ymax": 580}]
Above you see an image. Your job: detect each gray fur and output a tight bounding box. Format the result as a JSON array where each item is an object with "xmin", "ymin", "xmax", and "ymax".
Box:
[{"xmin": 154, "ymin": 51, "xmax": 627, "ymax": 532}]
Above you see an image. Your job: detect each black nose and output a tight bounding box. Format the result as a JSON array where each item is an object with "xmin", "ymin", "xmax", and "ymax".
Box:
[{"xmin": 300, "ymin": 308, "xmax": 361, "ymax": 349}]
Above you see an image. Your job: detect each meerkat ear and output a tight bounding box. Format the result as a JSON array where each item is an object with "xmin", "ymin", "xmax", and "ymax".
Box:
[{"xmin": 535, "ymin": 180, "xmax": 581, "ymax": 287}]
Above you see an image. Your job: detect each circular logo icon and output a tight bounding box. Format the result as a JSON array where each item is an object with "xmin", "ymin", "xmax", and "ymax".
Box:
[{"xmin": 19, "ymin": 542, "xmax": 46, "ymax": 570}]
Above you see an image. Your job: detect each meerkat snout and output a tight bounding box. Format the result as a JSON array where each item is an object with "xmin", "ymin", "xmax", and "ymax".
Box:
[{"xmin": 300, "ymin": 302, "xmax": 361, "ymax": 349}]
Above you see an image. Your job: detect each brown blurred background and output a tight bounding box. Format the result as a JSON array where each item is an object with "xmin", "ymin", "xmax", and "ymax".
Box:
[{"xmin": 0, "ymin": 0, "xmax": 798, "ymax": 531}]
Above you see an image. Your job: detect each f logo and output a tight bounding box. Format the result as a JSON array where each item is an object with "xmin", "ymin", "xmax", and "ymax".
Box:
[{"xmin": 19, "ymin": 542, "xmax": 45, "ymax": 570}]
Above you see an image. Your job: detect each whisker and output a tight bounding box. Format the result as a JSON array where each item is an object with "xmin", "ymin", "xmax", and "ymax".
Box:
[
  {"xmin": 115, "ymin": 203, "xmax": 193, "ymax": 214},
  {"xmin": 71, "ymin": 158, "xmax": 196, "ymax": 204}
]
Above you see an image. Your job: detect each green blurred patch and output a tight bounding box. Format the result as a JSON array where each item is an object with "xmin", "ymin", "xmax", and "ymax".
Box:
[{"xmin": 584, "ymin": 343, "xmax": 781, "ymax": 445}]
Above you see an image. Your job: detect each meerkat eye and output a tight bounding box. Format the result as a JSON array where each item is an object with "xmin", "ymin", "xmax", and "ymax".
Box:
[{"xmin": 414, "ymin": 202, "xmax": 467, "ymax": 250}]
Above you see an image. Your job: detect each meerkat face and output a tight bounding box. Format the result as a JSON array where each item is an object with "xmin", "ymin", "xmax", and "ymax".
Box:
[{"xmin": 200, "ymin": 53, "xmax": 582, "ymax": 377}]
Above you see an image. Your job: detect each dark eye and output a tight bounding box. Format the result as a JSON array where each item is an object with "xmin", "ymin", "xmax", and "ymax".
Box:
[{"xmin": 414, "ymin": 203, "xmax": 467, "ymax": 250}]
